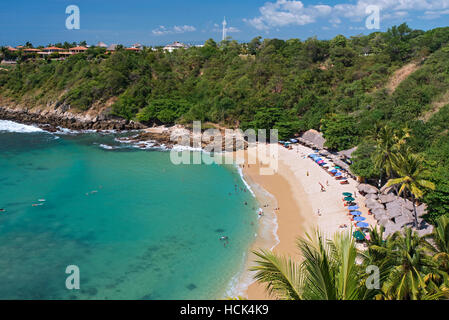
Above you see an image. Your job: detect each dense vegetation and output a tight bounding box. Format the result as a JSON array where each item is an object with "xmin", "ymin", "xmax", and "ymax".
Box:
[
  {"xmin": 1, "ymin": 23, "xmax": 449, "ymax": 219},
  {"xmin": 252, "ymin": 216, "xmax": 449, "ymax": 300}
]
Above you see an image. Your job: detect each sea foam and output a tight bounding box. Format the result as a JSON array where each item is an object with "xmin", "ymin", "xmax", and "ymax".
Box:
[{"xmin": 0, "ymin": 120, "xmax": 44, "ymax": 133}]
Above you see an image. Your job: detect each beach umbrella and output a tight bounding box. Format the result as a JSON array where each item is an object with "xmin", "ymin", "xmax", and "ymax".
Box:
[
  {"xmin": 343, "ymin": 192, "xmax": 352, "ymax": 196},
  {"xmin": 357, "ymin": 222, "xmax": 369, "ymax": 228},
  {"xmin": 353, "ymin": 216, "xmax": 366, "ymax": 222},
  {"xmin": 353, "ymin": 230, "xmax": 365, "ymax": 240},
  {"xmin": 344, "ymin": 196, "xmax": 355, "ymax": 201},
  {"xmin": 317, "ymin": 160, "xmax": 324, "ymax": 163},
  {"xmin": 335, "ymin": 172, "xmax": 342, "ymax": 177},
  {"xmin": 350, "ymin": 211, "xmax": 362, "ymax": 216},
  {"xmin": 329, "ymin": 169, "xmax": 338, "ymax": 173},
  {"xmin": 348, "ymin": 205, "xmax": 359, "ymax": 210}
]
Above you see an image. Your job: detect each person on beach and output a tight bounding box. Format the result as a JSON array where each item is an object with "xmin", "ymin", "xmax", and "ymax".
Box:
[
  {"xmin": 319, "ymin": 182, "xmax": 326, "ymax": 192},
  {"xmin": 306, "ymin": 171, "xmax": 309, "ymax": 176},
  {"xmin": 317, "ymin": 209, "xmax": 321, "ymax": 216}
]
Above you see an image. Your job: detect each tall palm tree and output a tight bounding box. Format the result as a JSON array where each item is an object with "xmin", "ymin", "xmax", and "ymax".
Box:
[
  {"xmin": 424, "ymin": 215, "xmax": 449, "ymax": 272},
  {"xmin": 251, "ymin": 230, "xmax": 378, "ymax": 300},
  {"xmin": 362, "ymin": 226, "xmax": 395, "ymax": 269},
  {"xmin": 380, "ymin": 228, "xmax": 446, "ymax": 300},
  {"xmin": 386, "ymin": 149, "xmax": 435, "ymax": 229},
  {"xmin": 372, "ymin": 125, "xmax": 399, "ymax": 184}
]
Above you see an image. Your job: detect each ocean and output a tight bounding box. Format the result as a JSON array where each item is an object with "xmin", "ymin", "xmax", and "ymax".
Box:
[{"xmin": 0, "ymin": 120, "xmax": 259, "ymax": 300}]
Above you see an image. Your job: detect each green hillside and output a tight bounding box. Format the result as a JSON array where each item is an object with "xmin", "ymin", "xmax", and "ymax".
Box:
[{"xmin": 1, "ymin": 23, "xmax": 449, "ymax": 219}]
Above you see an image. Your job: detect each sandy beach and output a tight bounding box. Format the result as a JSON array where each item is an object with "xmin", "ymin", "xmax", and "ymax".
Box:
[{"xmin": 236, "ymin": 143, "xmax": 376, "ymax": 300}]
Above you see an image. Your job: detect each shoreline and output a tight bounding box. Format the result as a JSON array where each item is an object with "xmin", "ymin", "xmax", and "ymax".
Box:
[
  {"xmin": 233, "ymin": 143, "xmax": 376, "ymax": 300},
  {"xmin": 2, "ymin": 119, "xmax": 377, "ymax": 300}
]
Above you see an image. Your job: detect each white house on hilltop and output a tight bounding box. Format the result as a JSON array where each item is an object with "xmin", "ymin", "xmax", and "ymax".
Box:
[{"xmin": 163, "ymin": 41, "xmax": 189, "ymax": 53}]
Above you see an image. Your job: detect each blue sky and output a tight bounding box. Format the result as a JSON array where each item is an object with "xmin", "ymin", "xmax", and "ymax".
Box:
[{"xmin": 1, "ymin": 0, "xmax": 448, "ymax": 46}]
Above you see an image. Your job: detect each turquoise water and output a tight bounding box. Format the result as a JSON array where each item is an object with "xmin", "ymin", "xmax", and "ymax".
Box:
[{"xmin": 0, "ymin": 124, "xmax": 258, "ymax": 299}]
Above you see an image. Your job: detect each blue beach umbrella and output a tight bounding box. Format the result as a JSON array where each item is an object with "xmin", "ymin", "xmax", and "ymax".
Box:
[
  {"xmin": 330, "ymin": 169, "xmax": 338, "ymax": 173},
  {"xmin": 357, "ymin": 222, "xmax": 369, "ymax": 228},
  {"xmin": 353, "ymin": 216, "xmax": 366, "ymax": 222},
  {"xmin": 348, "ymin": 206, "xmax": 359, "ymax": 210},
  {"xmin": 335, "ymin": 172, "xmax": 342, "ymax": 177},
  {"xmin": 350, "ymin": 211, "xmax": 362, "ymax": 216}
]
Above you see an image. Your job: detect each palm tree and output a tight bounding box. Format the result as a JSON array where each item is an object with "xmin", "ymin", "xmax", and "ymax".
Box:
[
  {"xmin": 362, "ymin": 226, "xmax": 395, "ymax": 269},
  {"xmin": 251, "ymin": 230, "xmax": 378, "ymax": 300},
  {"xmin": 386, "ymin": 149, "xmax": 435, "ymax": 229},
  {"xmin": 380, "ymin": 228, "xmax": 446, "ymax": 300},
  {"xmin": 371, "ymin": 125, "xmax": 399, "ymax": 184},
  {"xmin": 424, "ymin": 215, "xmax": 449, "ymax": 272}
]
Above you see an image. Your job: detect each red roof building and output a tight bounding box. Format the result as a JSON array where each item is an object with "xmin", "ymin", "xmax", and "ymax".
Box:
[
  {"xmin": 42, "ymin": 47, "xmax": 63, "ymax": 53},
  {"xmin": 69, "ymin": 46, "xmax": 88, "ymax": 53}
]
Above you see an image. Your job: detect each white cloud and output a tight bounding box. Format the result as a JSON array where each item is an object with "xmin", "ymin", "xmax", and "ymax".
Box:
[
  {"xmin": 152, "ymin": 25, "xmax": 196, "ymax": 36},
  {"xmin": 212, "ymin": 22, "xmax": 241, "ymax": 34},
  {"xmin": 421, "ymin": 9, "xmax": 449, "ymax": 19},
  {"xmin": 245, "ymin": 0, "xmax": 449, "ymax": 30},
  {"xmin": 227, "ymin": 27, "xmax": 241, "ymax": 33}
]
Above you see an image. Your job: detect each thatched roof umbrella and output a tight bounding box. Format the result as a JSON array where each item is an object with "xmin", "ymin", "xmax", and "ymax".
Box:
[
  {"xmin": 384, "ymin": 224, "xmax": 402, "ymax": 237},
  {"xmin": 338, "ymin": 147, "xmax": 358, "ymax": 159},
  {"xmin": 385, "ymin": 200, "xmax": 413, "ymax": 220},
  {"xmin": 365, "ymin": 185, "xmax": 379, "ymax": 194},
  {"xmin": 358, "ymin": 183, "xmax": 378, "ymax": 194},
  {"xmin": 357, "ymin": 184, "xmax": 366, "ymax": 192},
  {"xmin": 300, "ymin": 129, "xmax": 326, "ymax": 149},
  {"xmin": 365, "ymin": 197, "xmax": 382, "ymax": 208},
  {"xmin": 379, "ymin": 194, "xmax": 397, "ymax": 204},
  {"xmin": 365, "ymin": 193, "xmax": 378, "ymax": 200},
  {"xmin": 394, "ymin": 215, "xmax": 414, "ymax": 228},
  {"xmin": 372, "ymin": 208, "xmax": 387, "ymax": 220}
]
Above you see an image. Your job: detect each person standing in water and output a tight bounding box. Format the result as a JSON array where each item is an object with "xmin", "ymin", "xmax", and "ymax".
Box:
[{"xmin": 220, "ymin": 236, "xmax": 229, "ymax": 247}]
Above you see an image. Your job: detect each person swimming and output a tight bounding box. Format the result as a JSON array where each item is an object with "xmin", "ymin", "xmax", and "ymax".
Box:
[
  {"xmin": 219, "ymin": 236, "xmax": 229, "ymax": 247},
  {"xmin": 0, "ymin": 209, "xmax": 5, "ymax": 212}
]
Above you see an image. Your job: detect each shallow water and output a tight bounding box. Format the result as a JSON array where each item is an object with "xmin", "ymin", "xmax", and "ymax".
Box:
[{"xmin": 0, "ymin": 122, "xmax": 258, "ymax": 299}]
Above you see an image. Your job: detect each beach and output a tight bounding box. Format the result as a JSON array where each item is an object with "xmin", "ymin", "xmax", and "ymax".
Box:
[{"xmin": 237, "ymin": 143, "xmax": 377, "ymax": 300}]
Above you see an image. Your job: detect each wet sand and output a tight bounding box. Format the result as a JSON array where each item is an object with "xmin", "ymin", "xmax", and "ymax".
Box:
[{"xmin": 235, "ymin": 143, "xmax": 376, "ymax": 299}]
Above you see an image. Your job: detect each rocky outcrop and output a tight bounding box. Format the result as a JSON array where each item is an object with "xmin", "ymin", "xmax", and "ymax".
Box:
[{"xmin": 0, "ymin": 104, "xmax": 146, "ymax": 132}]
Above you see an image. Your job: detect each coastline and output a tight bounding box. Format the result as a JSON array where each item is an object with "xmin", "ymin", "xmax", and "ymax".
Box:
[
  {"xmin": 1, "ymin": 118, "xmax": 377, "ymax": 300},
  {"xmin": 234, "ymin": 143, "xmax": 376, "ymax": 300}
]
